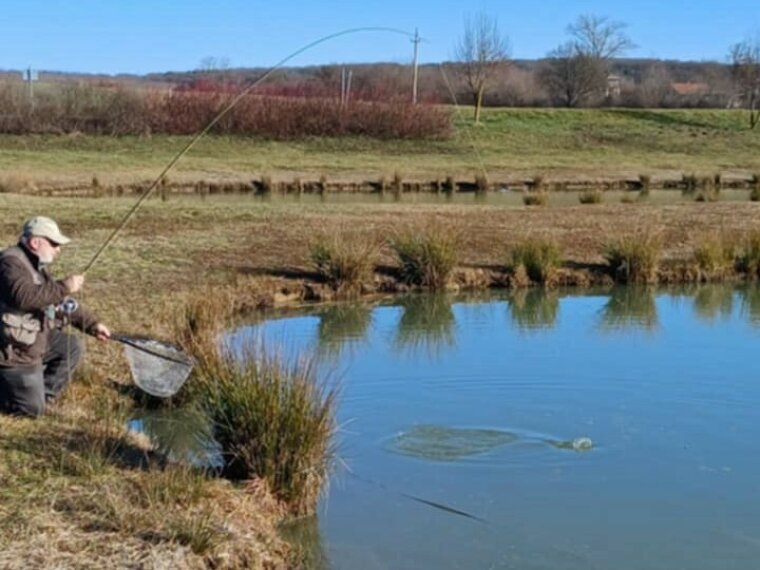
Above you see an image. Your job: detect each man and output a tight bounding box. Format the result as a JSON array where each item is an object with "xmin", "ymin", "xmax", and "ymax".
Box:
[{"xmin": 0, "ymin": 216, "xmax": 111, "ymax": 417}]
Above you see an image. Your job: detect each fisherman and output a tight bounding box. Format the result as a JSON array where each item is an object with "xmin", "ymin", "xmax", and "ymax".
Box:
[{"xmin": 0, "ymin": 216, "xmax": 111, "ymax": 417}]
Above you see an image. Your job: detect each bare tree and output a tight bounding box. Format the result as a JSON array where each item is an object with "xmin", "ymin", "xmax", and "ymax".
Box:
[
  {"xmin": 454, "ymin": 13, "xmax": 511, "ymax": 123},
  {"xmin": 539, "ymin": 42, "xmax": 607, "ymax": 107},
  {"xmin": 540, "ymin": 14, "xmax": 634, "ymax": 107},
  {"xmin": 729, "ymin": 38, "xmax": 760, "ymax": 128}
]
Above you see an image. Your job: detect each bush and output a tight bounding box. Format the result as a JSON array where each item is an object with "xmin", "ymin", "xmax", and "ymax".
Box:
[
  {"xmin": 309, "ymin": 234, "xmax": 379, "ymax": 295},
  {"xmin": 693, "ymin": 233, "xmax": 734, "ymax": 278},
  {"xmin": 508, "ymin": 237, "xmax": 561, "ymax": 284},
  {"xmin": 0, "ymin": 83, "xmax": 453, "ymax": 139},
  {"xmin": 605, "ymin": 233, "xmax": 662, "ymax": 284},
  {"xmin": 195, "ymin": 343, "xmax": 337, "ymax": 516},
  {"xmin": 523, "ymin": 191, "xmax": 548, "ymax": 206},
  {"xmin": 736, "ymin": 231, "xmax": 760, "ymax": 278},
  {"xmin": 578, "ymin": 189, "xmax": 603, "ymax": 204},
  {"xmin": 391, "ymin": 225, "xmax": 460, "ymax": 289}
]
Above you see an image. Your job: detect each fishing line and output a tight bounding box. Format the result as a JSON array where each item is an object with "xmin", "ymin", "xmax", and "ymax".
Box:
[
  {"xmin": 437, "ymin": 63, "xmax": 491, "ymax": 185},
  {"xmin": 346, "ymin": 470, "xmax": 490, "ymax": 524},
  {"xmin": 83, "ymin": 26, "xmax": 417, "ymax": 274}
]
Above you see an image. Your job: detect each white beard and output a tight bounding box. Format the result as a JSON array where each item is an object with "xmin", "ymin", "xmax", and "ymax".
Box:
[{"xmin": 36, "ymin": 250, "xmax": 55, "ymax": 264}]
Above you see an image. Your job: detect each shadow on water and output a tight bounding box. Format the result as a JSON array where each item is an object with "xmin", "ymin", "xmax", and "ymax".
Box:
[
  {"xmin": 598, "ymin": 286, "xmax": 658, "ymax": 332},
  {"xmin": 507, "ymin": 288, "xmax": 560, "ymax": 330},
  {"xmin": 394, "ymin": 294, "xmax": 456, "ymax": 356},
  {"xmin": 315, "ymin": 303, "xmax": 373, "ymax": 358}
]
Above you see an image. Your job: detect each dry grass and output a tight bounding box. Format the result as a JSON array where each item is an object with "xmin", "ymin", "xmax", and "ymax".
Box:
[
  {"xmin": 4, "ymin": 192, "xmax": 760, "ymax": 565},
  {"xmin": 605, "ymin": 233, "xmax": 662, "ymax": 284},
  {"xmin": 309, "ymin": 232, "xmax": 379, "ymax": 295},
  {"xmin": 391, "ymin": 224, "xmax": 460, "ymax": 290},
  {"xmin": 523, "ymin": 191, "xmax": 549, "ymax": 207},
  {"xmin": 192, "ymin": 342, "xmax": 338, "ymax": 517},
  {"xmin": 693, "ymin": 233, "xmax": 735, "ymax": 280},
  {"xmin": 507, "ymin": 237, "xmax": 562, "ymax": 285},
  {"xmin": 578, "ymin": 189, "xmax": 604, "ymax": 204}
]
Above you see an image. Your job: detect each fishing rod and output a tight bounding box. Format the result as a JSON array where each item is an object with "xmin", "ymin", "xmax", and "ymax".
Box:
[{"xmin": 83, "ymin": 26, "xmax": 417, "ymax": 274}]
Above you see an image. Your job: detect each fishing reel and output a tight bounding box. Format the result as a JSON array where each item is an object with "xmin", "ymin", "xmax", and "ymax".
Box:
[{"xmin": 59, "ymin": 297, "xmax": 79, "ymax": 314}]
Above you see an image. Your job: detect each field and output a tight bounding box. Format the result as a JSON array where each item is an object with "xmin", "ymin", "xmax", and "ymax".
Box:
[
  {"xmin": 1, "ymin": 108, "xmax": 759, "ymax": 189},
  {"xmin": 2, "ymin": 107, "xmax": 760, "ymax": 568}
]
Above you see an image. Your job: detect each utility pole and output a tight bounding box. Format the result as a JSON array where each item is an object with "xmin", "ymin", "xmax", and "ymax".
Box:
[
  {"xmin": 23, "ymin": 67, "xmax": 38, "ymax": 104},
  {"xmin": 412, "ymin": 28, "xmax": 420, "ymax": 104}
]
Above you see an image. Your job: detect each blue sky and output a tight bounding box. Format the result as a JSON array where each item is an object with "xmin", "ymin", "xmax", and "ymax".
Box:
[{"xmin": 2, "ymin": 1, "xmax": 758, "ymax": 74}]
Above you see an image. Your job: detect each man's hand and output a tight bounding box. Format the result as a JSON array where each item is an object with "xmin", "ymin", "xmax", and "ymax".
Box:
[
  {"xmin": 63, "ymin": 274, "xmax": 85, "ymax": 293},
  {"xmin": 92, "ymin": 323, "xmax": 111, "ymax": 341}
]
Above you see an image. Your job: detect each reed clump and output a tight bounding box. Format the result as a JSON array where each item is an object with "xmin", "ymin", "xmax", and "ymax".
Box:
[
  {"xmin": 693, "ymin": 233, "xmax": 734, "ymax": 279},
  {"xmin": 194, "ymin": 344, "xmax": 337, "ymax": 516},
  {"xmin": 735, "ymin": 231, "xmax": 760, "ymax": 278},
  {"xmin": 391, "ymin": 225, "xmax": 460, "ymax": 289},
  {"xmin": 523, "ymin": 191, "xmax": 548, "ymax": 207},
  {"xmin": 507, "ymin": 237, "xmax": 561, "ymax": 285},
  {"xmin": 309, "ymin": 233, "xmax": 379, "ymax": 295},
  {"xmin": 604, "ymin": 233, "xmax": 662, "ymax": 284},
  {"xmin": 578, "ymin": 189, "xmax": 603, "ymax": 204}
]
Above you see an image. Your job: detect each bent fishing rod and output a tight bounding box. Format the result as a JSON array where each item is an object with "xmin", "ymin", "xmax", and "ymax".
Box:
[{"xmin": 82, "ymin": 26, "xmax": 416, "ymax": 275}]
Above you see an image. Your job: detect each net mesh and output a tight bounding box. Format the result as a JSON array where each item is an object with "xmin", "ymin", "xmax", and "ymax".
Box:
[{"xmin": 121, "ymin": 337, "xmax": 194, "ymax": 398}]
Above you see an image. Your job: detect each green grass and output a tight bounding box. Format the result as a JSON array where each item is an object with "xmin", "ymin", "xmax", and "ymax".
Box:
[{"xmin": 1, "ymin": 108, "xmax": 759, "ymax": 186}]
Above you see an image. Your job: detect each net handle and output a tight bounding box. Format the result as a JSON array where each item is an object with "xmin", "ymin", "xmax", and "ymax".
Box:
[{"xmin": 111, "ymin": 334, "xmax": 193, "ymax": 366}]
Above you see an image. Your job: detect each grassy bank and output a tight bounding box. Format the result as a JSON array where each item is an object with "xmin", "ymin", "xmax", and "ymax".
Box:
[
  {"xmin": 0, "ymin": 108, "xmax": 759, "ymax": 188},
  {"xmin": 3, "ymin": 190, "xmax": 760, "ymax": 566}
]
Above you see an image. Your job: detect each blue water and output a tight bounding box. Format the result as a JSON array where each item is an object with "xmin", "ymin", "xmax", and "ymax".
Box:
[{"xmin": 231, "ymin": 286, "xmax": 760, "ymax": 569}]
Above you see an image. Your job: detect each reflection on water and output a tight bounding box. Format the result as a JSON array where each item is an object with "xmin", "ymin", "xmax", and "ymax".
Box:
[
  {"xmin": 693, "ymin": 285, "xmax": 735, "ymax": 322},
  {"xmin": 316, "ymin": 303, "xmax": 373, "ymax": 358},
  {"xmin": 599, "ymin": 286, "xmax": 658, "ymax": 331},
  {"xmin": 507, "ymin": 288, "xmax": 559, "ymax": 330},
  {"xmin": 127, "ymin": 407, "xmax": 222, "ymax": 469},
  {"xmin": 738, "ymin": 285, "xmax": 760, "ymax": 325},
  {"xmin": 394, "ymin": 294, "xmax": 456, "ymax": 355},
  {"xmin": 280, "ymin": 516, "xmax": 330, "ymax": 570}
]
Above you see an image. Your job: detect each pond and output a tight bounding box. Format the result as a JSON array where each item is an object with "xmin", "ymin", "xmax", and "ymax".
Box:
[
  {"xmin": 243, "ymin": 286, "xmax": 760, "ymax": 569},
  {"xmin": 136, "ymin": 286, "xmax": 760, "ymax": 569},
  {"xmin": 240, "ymin": 187, "xmax": 751, "ymax": 208}
]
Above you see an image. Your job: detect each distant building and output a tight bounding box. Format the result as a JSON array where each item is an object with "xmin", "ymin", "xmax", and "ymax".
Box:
[
  {"xmin": 606, "ymin": 74, "xmax": 622, "ymax": 98},
  {"xmin": 670, "ymin": 82, "xmax": 710, "ymax": 96}
]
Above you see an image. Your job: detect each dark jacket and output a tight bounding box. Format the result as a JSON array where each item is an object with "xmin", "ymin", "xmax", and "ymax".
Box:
[{"xmin": 0, "ymin": 243, "xmax": 98, "ymax": 368}]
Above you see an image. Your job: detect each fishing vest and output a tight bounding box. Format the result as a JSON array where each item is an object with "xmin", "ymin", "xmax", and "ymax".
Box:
[{"xmin": 0, "ymin": 246, "xmax": 52, "ymax": 348}]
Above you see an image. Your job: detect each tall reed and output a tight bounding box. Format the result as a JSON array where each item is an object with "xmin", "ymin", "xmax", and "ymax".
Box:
[
  {"xmin": 523, "ymin": 191, "xmax": 548, "ymax": 207},
  {"xmin": 309, "ymin": 233, "xmax": 379, "ymax": 295},
  {"xmin": 604, "ymin": 233, "xmax": 662, "ymax": 284},
  {"xmin": 693, "ymin": 233, "xmax": 734, "ymax": 279},
  {"xmin": 195, "ymin": 343, "xmax": 337, "ymax": 516},
  {"xmin": 507, "ymin": 237, "xmax": 561, "ymax": 284},
  {"xmin": 735, "ymin": 231, "xmax": 760, "ymax": 278},
  {"xmin": 390, "ymin": 225, "xmax": 460, "ymax": 289}
]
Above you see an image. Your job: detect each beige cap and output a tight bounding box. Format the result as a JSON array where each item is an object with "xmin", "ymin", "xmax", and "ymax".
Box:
[{"xmin": 22, "ymin": 216, "xmax": 71, "ymax": 245}]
